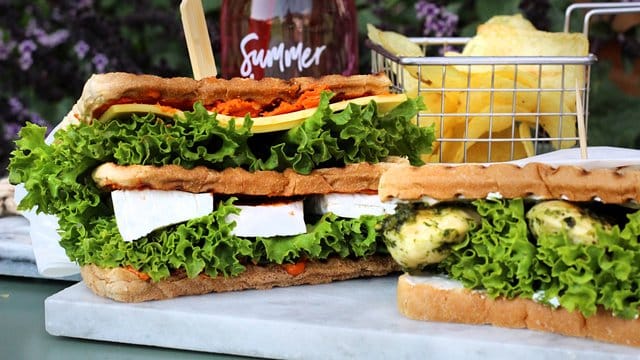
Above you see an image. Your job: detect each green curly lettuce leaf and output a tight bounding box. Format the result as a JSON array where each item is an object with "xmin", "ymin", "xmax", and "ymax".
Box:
[
  {"xmin": 439, "ymin": 199, "xmax": 540, "ymax": 299},
  {"xmin": 9, "ymin": 124, "xmax": 107, "ymax": 221},
  {"xmin": 58, "ymin": 198, "xmax": 386, "ymax": 282},
  {"xmin": 255, "ymin": 92, "xmax": 432, "ymax": 173},
  {"xmin": 439, "ymin": 199, "xmax": 640, "ymax": 320},
  {"xmin": 254, "ymin": 213, "xmax": 384, "ymax": 263},
  {"xmin": 535, "ymin": 212, "xmax": 640, "ymax": 319}
]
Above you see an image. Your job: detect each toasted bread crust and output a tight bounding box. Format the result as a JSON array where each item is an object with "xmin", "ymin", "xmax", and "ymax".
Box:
[
  {"xmin": 379, "ymin": 163, "xmax": 640, "ymax": 204},
  {"xmin": 92, "ymin": 161, "xmax": 398, "ymax": 196},
  {"xmin": 397, "ymin": 274, "xmax": 640, "ymax": 347},
  {"xmin": 81, "ymin": 256, "xmax": 400, "ymax": 302},
  {"xmin": 62, "ymin": 72, "xmax": 392, "ymax": 126}
]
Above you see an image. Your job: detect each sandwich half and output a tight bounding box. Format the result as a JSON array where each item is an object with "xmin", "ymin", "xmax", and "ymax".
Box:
[
  {"xmin": 9, "ymin": 72, "xmax": 435, "ymax": 302},
  {"xmin": 378, "ymin": 162, "xmax": 640, "ymax": 347}
]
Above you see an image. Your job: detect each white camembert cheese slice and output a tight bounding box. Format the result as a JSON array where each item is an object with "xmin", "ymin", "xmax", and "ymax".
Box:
[
  {"xmin": 226, "ymin": 201, "xmax": 306, "ymax": 238},
  {"xmin": 308, "ymin": 193, "xmax": 396, "ymax": 218},
  {"xmin": 112, "ymin": 189, "xmax": 213, "ymax": 242}
]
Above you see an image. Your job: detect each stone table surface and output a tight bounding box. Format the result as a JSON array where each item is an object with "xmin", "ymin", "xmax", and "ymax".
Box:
[
  {"xmin": 0, "ymin": 216, "xmax": 79, "ymax": 281},
  {"xmin": 45, "ymin": 276, "xmax": 640, "ymax": 359}
]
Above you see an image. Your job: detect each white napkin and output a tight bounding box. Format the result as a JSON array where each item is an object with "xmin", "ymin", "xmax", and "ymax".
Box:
[
  {"xmin": 14, "ymin": 184, "xmax": 80, "ymax": 277},
  {"xmin": 16, "ymin": 145, "xmax": 640, "ymax": 278},
  {"xmin": 510, "ymin": 146, "xmax": 640, "ymax": 169},
  {"xmin": 14, "ymin": 122, "xmax": 80, "ymax": 278}
]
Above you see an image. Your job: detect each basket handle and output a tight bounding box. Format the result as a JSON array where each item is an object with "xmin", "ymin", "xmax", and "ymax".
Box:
[{"xmin": 564, "ymin": 2, "xmax": 640, "ymax": 36}]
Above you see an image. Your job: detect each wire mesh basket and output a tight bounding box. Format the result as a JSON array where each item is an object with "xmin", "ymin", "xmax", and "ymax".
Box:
[{"xmin": 368, "ymin": 3, "xmax": 640, "ymax": 163}]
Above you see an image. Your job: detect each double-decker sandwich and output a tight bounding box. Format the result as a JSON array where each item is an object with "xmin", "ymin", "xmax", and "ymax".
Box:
[
  {"xmin": 378, "ymin": 162, "xmax": 640, "ymax": 347},
  {"xmin": 9, "ymin": 72, "xmax": 434, "ymax": 302}
]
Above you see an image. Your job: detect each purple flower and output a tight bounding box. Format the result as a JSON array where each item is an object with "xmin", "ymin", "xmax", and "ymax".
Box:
[
  {"xmin": 4, "ymin": 97, "xmax": 52, "ymax": 139},
  {"xmin": 37, "ymin": 29, "xmax": 70, "ymax": 48},
  {"xmin": 8, "ymin": 97, "xmax": 24, "ymax": 115},
  {"xmin": 25, "ymin": 19, "xmax": 46, "ymax": 38},
  {"xmin": 4, "ymin": 123, "xmax": 21, "ymax": 141},
  {"xmin": 18, "ymin": 39, "xmax": 37, "ymax": 54},
  {"xmin": 19, "ymin": 52, "xmax": 33, "ymax": 70},
  {"xmin": 92, "ymin": 53, "xmax": 109, "ymax": 72},
  {"xmin": 73, "ymin": 40, "xmax": 90, "ymax": 59},
  {"xmin": 416, "ymin": 1, "xmax": 439, "ymax": 19},
  {"xmin": 28, "ymin": 112, "xmax": 49, "ymax": 129},
  {"xmin": 415, "ymin": 1, "xmax": 458, "ymax": 37},
  {"xmin": 76, "ymin": 0, "xmax": 94, "ymax": 9}
]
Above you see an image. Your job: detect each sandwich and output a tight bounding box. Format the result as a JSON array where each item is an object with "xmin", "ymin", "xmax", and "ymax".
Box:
[
  {"xmin": 378, "ymin": 162, "xmax": 640, "ymax": 347},
  {"xmin": 9, "ymin": 72, "xmax": 435, "ymax": 302}
]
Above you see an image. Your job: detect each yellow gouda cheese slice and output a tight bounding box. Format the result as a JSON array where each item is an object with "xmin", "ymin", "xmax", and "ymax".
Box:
[{"xmin": 98, "ymin": 94, "xmax": 408, "ymax": 134}]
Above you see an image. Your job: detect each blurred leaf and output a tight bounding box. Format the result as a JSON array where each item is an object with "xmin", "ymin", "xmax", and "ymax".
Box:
[
  {"xmin": 586, "ymin": 62, "xmax": 640, "ymax": 148},
  {"xmin": 460, "ymin": 21, "xmax": 481, "ymax": 37},
  {"xmin": 548, "ymin": 0, "xmax": 573, "ymax": 32},
  {"xmin": 446, "ymin": 2, "xmax": 464, "ymax": 15},
  {"xmin": 203, "ymin": 0, "xmax": 222, "ymax": 12},
  {"xmin": 357, "ymin": 8, "xmax": 377, "ymax": 33},
  {"xmin": 151, "ymin": 0, "xmax": 172, "ymax": 9},
  {"xmin": 475, "ymin": 0, "xmax": 521, "ymax": 22},
  {"xmin": 99, "ymin": 0, "xmax": 119, "ymax": 11}
]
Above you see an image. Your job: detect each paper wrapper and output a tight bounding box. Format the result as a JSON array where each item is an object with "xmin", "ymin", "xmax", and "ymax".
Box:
[
  {"xmin": 14, "ymin": 122, "xmax": 80, "ymax": 278},
  {"xmin": 14, "ymin": 185, "xmax": 80, "ymax": 278},
  {"xmin": 15, "ymin": 145, "xmax": 640, "ymax": 278},
  {"xmin": 511, "ymin": 146, "xmax": 640, "ymax": 170}
]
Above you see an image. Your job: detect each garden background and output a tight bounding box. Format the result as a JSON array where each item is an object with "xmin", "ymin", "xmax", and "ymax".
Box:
[{"xmin": 1, "ymin": 0, "xmax": 639, "ymax": 177}]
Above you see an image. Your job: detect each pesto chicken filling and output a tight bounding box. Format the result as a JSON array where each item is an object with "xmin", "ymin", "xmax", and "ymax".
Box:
[{"xmin": 382, "ymin": 199, "xmax": 640, "ymax": 320}]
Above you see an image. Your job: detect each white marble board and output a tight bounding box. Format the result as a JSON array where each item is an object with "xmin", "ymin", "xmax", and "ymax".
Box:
[{"xmin": 45, "ymin": 277, "xmax": 639, "ymax": 359}]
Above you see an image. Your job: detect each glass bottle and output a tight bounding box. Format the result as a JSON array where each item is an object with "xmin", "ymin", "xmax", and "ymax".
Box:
[{"xmin": 220, "ymin": 0, "xmax": 358, "ymax": 79}]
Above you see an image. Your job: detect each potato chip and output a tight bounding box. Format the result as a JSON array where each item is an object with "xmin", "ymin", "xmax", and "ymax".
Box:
[
  {"xmin": 367, "ymin": 15, "xmax": 587, "ymax": 163},
  {"xmin": 456, "ymin": 72, "xmax": 539, "ymax": 113},
  {"xmin": 461, "ymin": 22, "xmax": 588, "ymax": 93},
  {"xmin": 414, "ymin": 64, "xmax": 470, "ymax": 90},
  {"xmin": 368, "ymin": 24, "xmax": 423, "ymax": 76},
  {"xmin": 419, "ymin": 91, "xmax": 459, "ymax": 115},
  {"xmin": 464, "ymin": 127, "xmax": 531, "ymax": 162},
  {"xmin": 538, "ymin": 93, "xmax": 577, "ymax": 149},
  {"xmin": 463, "ymin": 28, "xmax": 588, "ymax": 58},
  {"xmin": 462, "ymin": 15, "xmax": 588, "ymax": 91},
  {"xmin": 517, "ymin": 122, "xmax": 573, "ymax": 158},
  {"xmin": 478, "ymin": 13, "xmax": 537, "ymax": 32},
  {"xmin": 366, "ymin": 24, "xmax": 383, "ymax": 47},
  {"xmin": 444, "ymin": 104, "xmax": 538, "ymax": 162},
  {"xmin": 426, "ymin": 124, "xmax": 531, "ymax": 163},
  {"xmin": 400, "ymin": 68, "xmax": 420, "ymax": 98},
  {"xmin": 367, "ymin": 24, "xmax": 425, "ymax": 95},
  {"xmin": 377, "ymin": 30, "xmax": 424, "ymax": 57},
  {"xmin": 519, "ymin": 122, "xmax": 535, "ymax": 157}
]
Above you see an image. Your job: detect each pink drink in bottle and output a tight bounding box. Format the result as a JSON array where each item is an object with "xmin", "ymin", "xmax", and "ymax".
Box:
[{"xmin": 220, "ymin": 0, "xmax": 358, "ymax": 80}]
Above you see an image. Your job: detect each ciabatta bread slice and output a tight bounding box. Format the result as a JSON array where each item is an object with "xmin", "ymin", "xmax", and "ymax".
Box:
[
  {"xmin": 92, "ymin": 161, "xmax": 403, "ymax": 196},
  {"xmin": 379, "ymin": 163, "xmax": 640, "ymax": 204},
  {"xmin": 397, "ymin": 273, "xmax": 640, "ymax": 347},
  {"xmin": 82, "ymin": 256, "xmax": 400, "ymax": 302}
]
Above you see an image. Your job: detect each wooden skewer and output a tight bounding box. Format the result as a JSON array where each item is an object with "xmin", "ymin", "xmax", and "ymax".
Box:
[
  {"xmin": 180, "ymin": 0, "xmax": 217, "ymax": 80},
  {"xmin": 575, "ymin": 79, "xmax": 588, "ymax": 160}
]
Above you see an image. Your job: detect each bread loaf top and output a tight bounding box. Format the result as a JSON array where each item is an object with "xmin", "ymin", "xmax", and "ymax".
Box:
[
  {"xmin": 60, "ymin": 72, "xmax": 392, "ymax": 127},
  {"xmin": 379, "ymin": 162, "xmax": 640, "ymax": 204}
]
